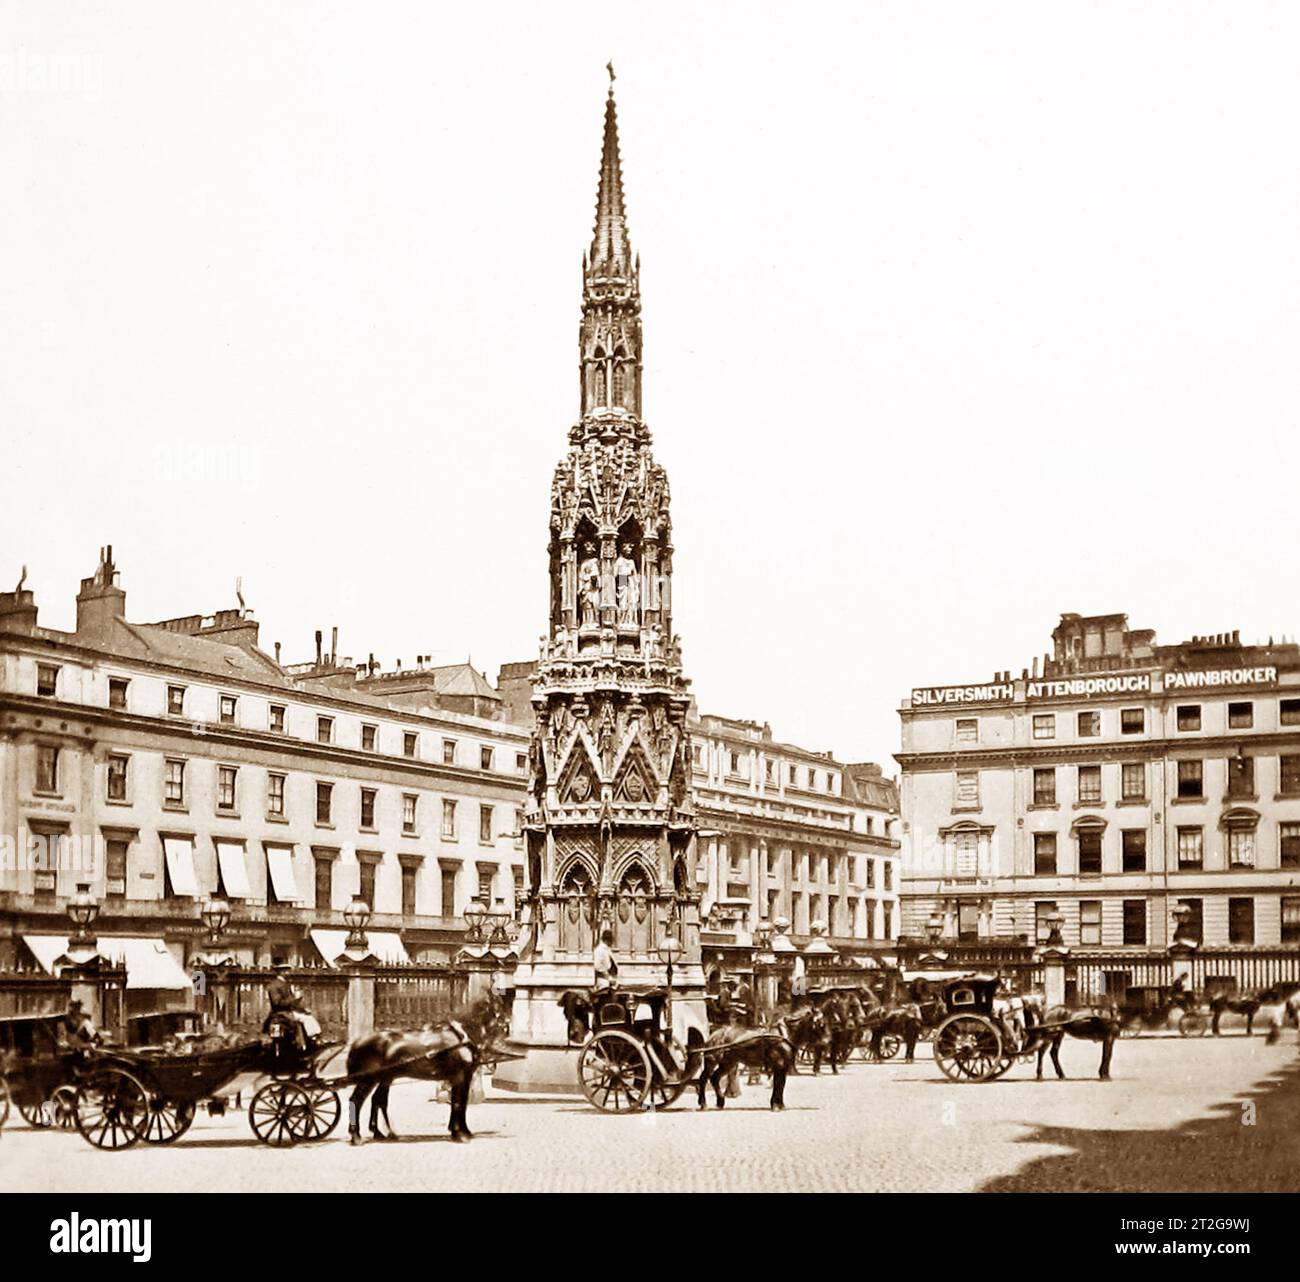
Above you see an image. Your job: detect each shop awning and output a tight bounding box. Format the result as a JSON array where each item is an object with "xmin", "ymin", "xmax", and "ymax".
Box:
[
  {"xmin": 162, "ymin": 836, "xmax": 199, "ymax": 898},
  {"xmin": 309, "ymin": 929, "xmax": 409, "ymax": 966},
  {"xmin": 22, "ymin": 935, "xmax": 192, "ymax": 990},
  {"xmin": 214, "ymin": 839, "xmax": 251, "ymax": 899},
  {"xmin": 265, "ymin": 844, "xmax": 302, "ymax": 904}
]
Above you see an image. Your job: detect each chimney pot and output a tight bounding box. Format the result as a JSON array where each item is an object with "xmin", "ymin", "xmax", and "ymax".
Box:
[
  {"xmin": 315, "ymin": 630, "xmax": 323, "ymax": 664},
  {"xmin": 274, "ymin": 641, "xmax": 281, "ymax": 662},
  {"xmin": 331, "ymin": 626, "xmax": 338, "ymax": 665}
]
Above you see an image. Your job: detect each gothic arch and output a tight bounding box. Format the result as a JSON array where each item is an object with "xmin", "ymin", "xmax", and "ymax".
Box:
[
  {"xmin": 614, "ymin": 855, "xmax": 655, "ymax": 956},
  {"xmin": 557, "ymin": 858, "xmax": 596, "ymax": 954}
]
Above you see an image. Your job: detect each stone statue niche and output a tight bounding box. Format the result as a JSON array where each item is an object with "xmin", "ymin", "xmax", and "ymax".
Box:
[{"xmin": 614, "ymin": 518, "xmax": 643, "ymax": 633}]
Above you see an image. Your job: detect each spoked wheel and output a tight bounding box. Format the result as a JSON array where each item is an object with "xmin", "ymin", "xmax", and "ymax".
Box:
[
  {"xmin": 578, "ymin": 1031, "xmax": 652, "ymax": 1113},
  {"xmin": 249, "ymin": 1081, "xmax": 313, "ymax": 1147},
  {"xmin": 75, "ymin": 1068, "xmax": 150, "ymax": 1150},
  {"xmin": 50, "ymin": 1085, "xmax": 78, "ymax": 1129},
  {"xmin": 932, "ymin": 1015, "xmax": 1004, "ymax": 1082},
  {"xmin": 296, "ymin": 1085, "xmax": 342, "ymax": 1140},
  {"xmin": 0, "ymin": 1077, "xmax": 9, "ymax": 1128},
  {"xmin": 141, "ymin": 1096, "xmax": 196, "ymax": 1144},
  {"xmin": 1179, "ymin": 1012, "xmax": 1208, "ymax": 1037},
  {"xmin": 17, "ymin": 1093, "xmax": 53, "ymax": 1128},
  {"xmin": 876, "ymin": 1034, "xmax": 902, "ymax": 1061}
]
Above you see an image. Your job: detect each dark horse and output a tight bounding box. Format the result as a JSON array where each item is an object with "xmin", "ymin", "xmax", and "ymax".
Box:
[
  {"xmin": 865, "ymin": 1003, "xmax": 924, "ymax": 1062},
  {"xmin": 1029, "ymin": 1001, "xmax": 1120, "ymax": 1080},
  {"xmin": 344, "ymin": 996, "xmax": 509, "ymax": 1144},
  {"xmin": 696, "ymin": 1024, "xmax": 794, "ymax": 1110},
  {"xmin": 782, "ymin": 1005, "xmax": 829, "ymax": 1074}
]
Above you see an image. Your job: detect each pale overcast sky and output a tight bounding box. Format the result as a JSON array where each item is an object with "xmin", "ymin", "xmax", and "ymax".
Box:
[{"xmin": 2, "ymin": 2, "xmax": 1298, "ymax": 769}]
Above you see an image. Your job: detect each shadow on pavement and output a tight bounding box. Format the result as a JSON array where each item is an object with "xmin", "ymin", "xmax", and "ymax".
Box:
[{"xmin": 981, "ymin": 1060, "xmax": 1300, "ymax": 1192}]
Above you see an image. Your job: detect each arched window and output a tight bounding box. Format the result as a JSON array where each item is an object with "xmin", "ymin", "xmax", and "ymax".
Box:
[
  {"xmin": 558, "ymin": 862, "xmax": 594, "ymax": 955},
  {"xmin": 612, "ymin": 363, "xmax": 626, "ymax": 407},
  {"xmin": 615, "ymin": 862, "xmax": 654, "ymax": 957},
  {"xmin": 590, "ymin": 351, "xmax": 606, "ymax": 408}
]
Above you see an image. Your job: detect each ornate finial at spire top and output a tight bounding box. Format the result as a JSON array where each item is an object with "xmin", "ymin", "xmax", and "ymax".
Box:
[
  {"xmin": 607, "ymin": 60, "xmax": 615, "ymax": 86},
  {"xmin": 589, "ymin": 70, "xmax": 632, "ymax": 280}
]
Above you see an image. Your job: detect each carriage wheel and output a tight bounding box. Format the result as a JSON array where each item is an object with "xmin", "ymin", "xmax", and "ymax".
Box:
[
  {"xmin": 0, "ymin": 1077, "xmax": 9, "ymax": 1128},
  {"xmin": 876, "ymin": 1034, "xmax": 902, "ymax": 1061},
  {"xmin": 51, "ymin": 1085, "xmax": 79, "ymax": 1129},
  {"xmin": 932, "ymin": 1015, "xmax": 1003, "ymax": 1082},
  {"xmin": 578, "ymin": 1031, "xmax": 652, "ymax": 1113},
  {"xmin": 75, "ymin": 1068, "xmax": 150, "ymax": 1150},
  {"xmin": 141, "ymin": 1096, "xmax": 196, "ymax": 1144},
  {"xmin": 295, "ymin": 1085, "xmax": 342, "ymax": 1140},
  {"xmin": 249, "ymin": 1081, "xmax": 312, "ymax": 1147},
  {"xmin": 1179, "ymin": 1012, "xmax": 1208, "ymax": 1037},
  {"xmin": 17, "ymin": 1093, "xmax": 53, "ymax": 1128}
]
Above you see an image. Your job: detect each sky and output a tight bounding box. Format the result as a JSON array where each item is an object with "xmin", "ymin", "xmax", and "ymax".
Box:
[{"xmin": 2, "ymin": 2, "xmax": 1298, "ymax": 770}]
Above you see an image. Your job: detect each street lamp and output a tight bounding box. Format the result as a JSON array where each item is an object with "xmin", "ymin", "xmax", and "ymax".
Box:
[
  {"xmin": 657, "ymin": 934, "xmax": 683, "ymax": 991},
  {"xmin": 926, "ymin": 913, "xmax": 944, "ymax": 945},
  {"xmin": 67, "ymin": 887, "xmax": 99, "ymax": 947},
  {"xmin": 343, "ymin": 896, "xmax": 371, "ymax": 952},
  {"xmin": 1044, "ymin": 910, "xmax": 1065, "ymax": 949},
  {"xmin": 1171, "ymin": 902, "xmax": 1197, "ymax": 948},
  {"xmin": 201, "ymin": 896, "xmax": 232, "ymax": 947},
  {"xmin": 463, "ymin": 898, "xmax": 488, "ymax": 945}
]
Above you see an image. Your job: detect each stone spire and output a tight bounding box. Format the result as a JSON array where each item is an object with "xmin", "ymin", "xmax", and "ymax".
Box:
[{"xmin": 587, "ymin": 69, "xmax": 633, "ymax": 284}]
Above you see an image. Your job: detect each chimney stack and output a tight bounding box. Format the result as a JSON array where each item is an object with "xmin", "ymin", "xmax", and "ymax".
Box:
[
  {"xmin": 75, "ymin": 546, "xmax": 126, "ymax": 641},
  {"xmin": 0, "ymin": 565, "xmax": 38, "ymax": 635},
  {"xmin": 315, "ymin": 630, "xmax": 323, "ymax": 665},
  {"xmin": 274, "ymin": 641, "xmax": 282, "ymax": 663},
  {"xmin": 331, "ymin": 626, "xmax": 338, "ymax": 665}
]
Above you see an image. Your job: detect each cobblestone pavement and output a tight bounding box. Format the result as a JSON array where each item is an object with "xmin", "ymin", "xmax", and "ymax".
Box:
[{"xmin": 3, "ymin": 1034, "xmax": 1298, "ymax": 1193}]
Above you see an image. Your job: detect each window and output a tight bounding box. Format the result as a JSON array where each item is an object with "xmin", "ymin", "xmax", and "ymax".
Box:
[
  {"xmin": 513, "ymin": 866, "xmax": 525, "ymax": 907},
  {"xmin": 314, "ymin": 855, "xmax": 333, "ymax": 910},
  {"xmin": 105, "ymin": 838, "xmax": 129, "ymax": 898},
  {"xmin": 883, "ymin": 863, "xmax": 892, "ymax": 891},
  {"xmin": 954, "ymin": 831, "xmax": 978, "ymax": 877},
  {"xmin": 1121, "ymin": 829, "xmax": 1147, "ymax": 873},
  {"xmin": 1079, "ymin": 900, "xmax": 1102, "ymax": 946},
  {"xmin": 269, "ymin": 704, "xmax": 286, "ymax": 733},
  {"xmin": 865, "ymin": 859, "xmax": 875, "ymax": 889},
  {"xmin": 1282, "ymin": 896, "xmax": 1300, "ymax": 944},
  {"xmin": 1035, "ymin": 902, "xmax": 1058, "ymax": 944},
  {"xmin": 441, "ymin": 867, "xmax": 458, "ymax": 916},
  {"xmin": 473, "ymin": 865, "xmax": 496, "ymax": 905},
  {"xmin": 219, "ymin": 694, "xmax": 237, "ymax": 725},
  {"xmin": 267, "ymin": 772, "xmax": 285, "ymax": 817},
  {"xmin": 442, "ymin": 799, "xmax": 457, "ymax": 840},
  {"xmin": 1226, "ymin": 755, "xmax": 1254, "ymax": 799},
  {"xmin": 1281, "ymin": 698, "xmax": 1300, "ymax": 726},
  {"xmin": 1228, "ymin": 897, "xmax": 1254, "ymax": 945},
  {"xmin": 1077, "ymin": 710, "xmax": 1100, "ymax": 738},
  {"xmin": 517, "ymin": 753, "xmax": 528, "ymax": 774},
  {"xmin": 1121, "ymin": 762, "xmax": 1145, "ymax": 800},
  {"xmin": 1078, "ymin": 829, "xmax": 1102, "ymax": 875},
  {"xmin": 164, "ymin": 758, "xmax": 185, "ymax": 806},
  {"xmin": 957, "ymin": 901, "xmax": 980, "ymax": 940},
  {"xmin": 1122, "ymin": 899, "xmax": 1146, "ymax": 946},
  {"xmin": 36, "ymin": 663, "xmax": 59, "ymax": 697},
  {"xmin": 401, "ymin": 865, "xmax": 417, "ymax": 918},
  {"xmin": 1227, "ymin": 828, "xmax": 1255, "ymax": 869},
  {"xmin": 1077, "ymin": 765, "xmax": 1101, "ymax": 803},
  {"xmin": 1120, "ymin": 707, "xmax": 1144, "ymax": 734},
  {"xmin": 217, "ymin": 765, "xmax": 237, "ymax": 812},
  {"xmin": 955, "ymin": 771, "xmax": 979, "ymax": 808},
  {"xmin": 728, "ymin": 751, "xmax": 741, "ymax": 774},
  {"xmin": 1032, "ymin": 714, "xmax": 1055, "ymax": 740},
  {"xmin": 1177, "ymin": 898, "xmax": 1203, "ymax": 944},
  {"xmin": 1279, "ymin": 755, "xmax": 1300, "ymax": 796},
  {"xmin": 1281, "ymin": 823, "xmax": 1300, "ymax": 870},
  {"xmin": 360, "ymin": 788, "xmax": 377, "ymax": 830},
  {"xmin": 404, "ymin": 732, "xmax": 418, "ymax": 759},
  {"xmin": 480, "ymin": 746, "xmax": 493, "ymax": 771},
  {"xmin": 316, "ymin": 716, "xmax": 333, "ymax": 745},
  {"xmin": 1177, "ymin": 704, "xmax": 1201, "ymax": 732},
  {"xmin": 1032, "ymin": 768, "xmax": 1056, "ymax": 805},
  {"xmin": 479, "ymin": 805, "xmax": 493, "ymax": 844},
  {"xmin": 403, "ymin": 794, "xmax": 418, "ymax": 834},
  {"xmin": 442, "ymin": 740, "xmax": 456, "ymax": 765},
  {"xmin": 1176, "ymin": 827, "xmax": 1203, "ymax": 870},
  {"xmin": 108, "ymin": 678, "xmax": 129, "ymax": 710},
  {"xmin": 765, "ymin": 759, "xmax": 775, "ymax": 782},
  {"xmin": 1177, "ymin": 759, "xmax": 1203, "ymax": 799},
  {"xmin": 167, "ymin": 684, "xmax": 186, "ymax": 715},
  {"xmin": 1033, "ymin": 833, "xmax": 1057, "ymax": 875},
  {"xmin": 1228, "ymin": 701, "xmax": 1253, "ymax": 729},
  {"xmin": 358, "ymin": 860, "xmax": 377, "ymax": 911},
  {"xmin": 955, "ymin": 718, "xmax": 977, "ymax": 743},
  {"xmin": 788, "ymin": 764, "xmax": 797, "ymax": 785},
  {"xmin": 106, "ymin": 754, "xmax": 129, "ymax": 803},
  {"xmin": 316, "ymin": 782, "xmax": 333, "ymax": 825},
  {"xmin": 362, "ymin": 724, "xmax": 377, "ymax": 751}
]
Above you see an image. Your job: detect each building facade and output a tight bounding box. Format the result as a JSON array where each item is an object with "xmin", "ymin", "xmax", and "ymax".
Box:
[
  {"xmin": 0, "ymin": 549, "xmax": 531, "ymax": 994},
  {"xmin": 897, "ymin": 612, "xmax": 1300, "ymax": 965}
]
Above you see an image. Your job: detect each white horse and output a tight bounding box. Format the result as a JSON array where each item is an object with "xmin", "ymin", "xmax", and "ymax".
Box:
[{"xmin": 1263, "ymin": 988, "xmax": 1300, "ymax": 1045}]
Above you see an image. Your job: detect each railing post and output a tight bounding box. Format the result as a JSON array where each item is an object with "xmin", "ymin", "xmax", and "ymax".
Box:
[{"xmin": 344, "ymin": 957, "xmax": 377, "ymax": 1042}]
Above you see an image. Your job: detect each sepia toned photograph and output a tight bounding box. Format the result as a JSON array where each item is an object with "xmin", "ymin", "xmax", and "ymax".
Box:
[{"xmin": 1, "ymin": 0, "xmax": 1297, "ymax": 1243}]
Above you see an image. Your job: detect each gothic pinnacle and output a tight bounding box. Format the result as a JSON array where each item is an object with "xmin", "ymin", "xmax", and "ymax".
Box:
[{"xmin": 589, "ymin": 69, "xmax": 632, "ymax": 281}]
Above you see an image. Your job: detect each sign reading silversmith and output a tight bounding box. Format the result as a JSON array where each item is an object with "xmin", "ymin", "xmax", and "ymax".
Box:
[{"xmin": 911, "ymin": 682, "xmax": 1015, "ymax": 705}]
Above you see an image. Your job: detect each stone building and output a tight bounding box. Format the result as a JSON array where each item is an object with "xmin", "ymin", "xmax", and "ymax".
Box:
[
  {"xmin": 897, "ymin": 611, "xmax": 1300, "ymax": 964},
  {"xmin": 0, "ymin": 549, "xmax": 531, "ymax": 1000}
]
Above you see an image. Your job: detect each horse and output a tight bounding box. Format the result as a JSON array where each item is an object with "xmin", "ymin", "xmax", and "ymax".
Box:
[
  {"xmin": 865, "ymin": 1003, "xmax": 924, "ymax": 1062},
  {"xmin": 557, "ymin": 990, "xmax": 593, "ymax": 1044},
  {"xmin": 1027, "ymin": 1000, "xmax": 1120, "ymax": 1080},
  {"xmin": 1264, "ymin": 988, "xmax": 1300, "ymax": 1045},
  {"xmin": 1209, "ymin": 994, "xmax": 1261, "ymax": 1036},
  {"xmin": 344, "ymin": 995, "xmax": 509, "ymax": 1145},
  {"xmin": 781, "ymin": 1005, "xmax": 829, "ymax": 1074},
  {"xmin": 695, "ymin": 1024, "xmax": 794, "ymax": 1111}
]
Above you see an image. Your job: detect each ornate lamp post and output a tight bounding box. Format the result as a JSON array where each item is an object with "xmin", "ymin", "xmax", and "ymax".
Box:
[
  {"xmin": 658, "ymin": 933, "xmax": 683, "ymax": 1031},
  {"xmin": 343, "ymin": 896, "xmax": 372, "ymax": 953},
  {"xmin": 201, "ymin": 896, "xmax": 232, "ymax": 948},
  {"xmin": 67, "ymin": 888, "xmax": 100, "ymax": 948},
  {"xmin": 926, "ymin": 913, "xmax": 944, "ymax": 946},
  {"xmin": 1043, "ymin": 910, "xmax": 1065, "ymax": 949},
  {"xmin": 463, "ymin": 898, "xmax": 488, "ymax": 946},
  {"xmin": 1038, "ymin": 909, "xmax": 1068, "ymax": 1008}
]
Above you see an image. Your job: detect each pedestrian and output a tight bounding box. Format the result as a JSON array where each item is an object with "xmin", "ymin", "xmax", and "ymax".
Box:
[{"xmin": 593, "ymin": 930, "xmax": 618, "ymax": 995}]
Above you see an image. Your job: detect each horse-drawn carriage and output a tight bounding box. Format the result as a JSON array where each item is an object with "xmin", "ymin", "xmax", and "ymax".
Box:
[{"xmin": 572, "ymin": 987, "xmax": 702, "ymax": 1112}]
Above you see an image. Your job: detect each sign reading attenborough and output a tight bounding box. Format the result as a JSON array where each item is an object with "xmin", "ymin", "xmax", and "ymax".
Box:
[{"xmin": 1028, "ymin": 673, "xmax": 1153, "ymax": 699}]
